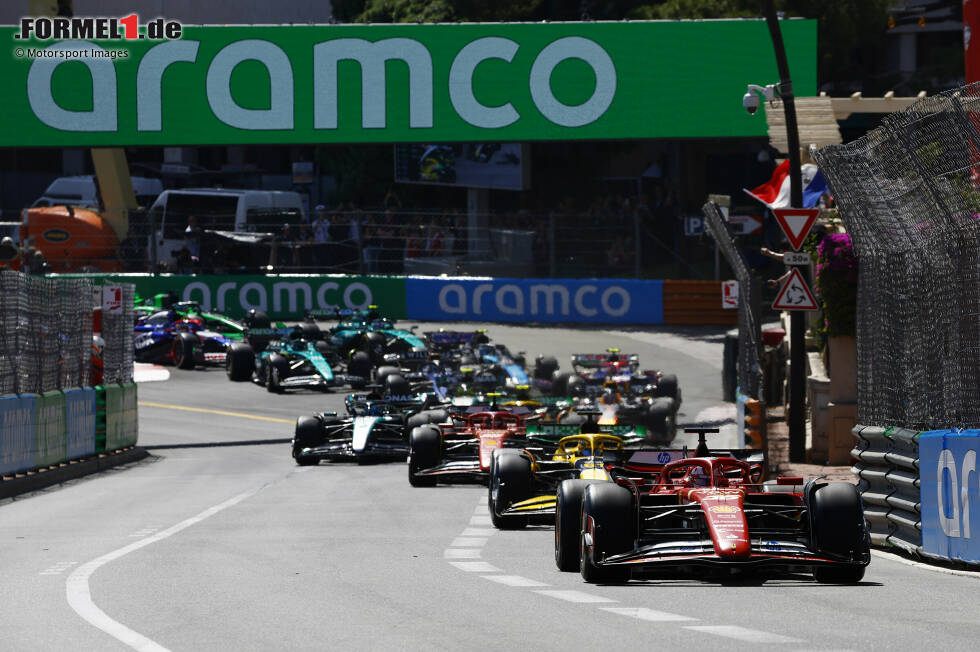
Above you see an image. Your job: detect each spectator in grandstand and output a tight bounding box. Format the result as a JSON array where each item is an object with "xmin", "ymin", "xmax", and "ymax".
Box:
[
  {"xmin": 275, "ymin": 223, "xmax": 295, "ymax": 268},
  {"xmin": 0, "ymin": 236, "xmax": 20, "ymax": 268},
  {"xmin": 183, "ymin": 215, "xmax": 202, "ymax": 259},
  {"xmin": 362, "ymin": 214, "xmax": 381, "ymax": 274},
  {"xmin": 312, "ymin": 205, "xmax": 331, "ymax": 243}
]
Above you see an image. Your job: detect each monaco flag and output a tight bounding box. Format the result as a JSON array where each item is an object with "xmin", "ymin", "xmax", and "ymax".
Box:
[{"xmin": 744, "ymin": 161, "xmax": 827, "ymax": 209}]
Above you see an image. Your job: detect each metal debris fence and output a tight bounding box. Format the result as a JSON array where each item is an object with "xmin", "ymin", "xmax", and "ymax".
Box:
[
  {"xmin": 702, "ymin": 201, "xmax": 763, "ymax": 399},
  {"xmin": 101, "ymin": 282, "xmax": 135, "ymax": 385},
  {"xmin": 813, "ymin": 82, "xmax": 980, "ymax": 430}
]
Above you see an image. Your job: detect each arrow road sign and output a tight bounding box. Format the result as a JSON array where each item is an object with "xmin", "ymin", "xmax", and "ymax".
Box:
[
  {"xmin": 772, "ymin": 267, "xmax": 819, "ymax": 311},
  {"xmin": 727, "ymin": 214, "xmax": 763, "ymax": 235},
  {"xmin": 773, "ymin": 208, "xmax": 820, "ymax": 250}
]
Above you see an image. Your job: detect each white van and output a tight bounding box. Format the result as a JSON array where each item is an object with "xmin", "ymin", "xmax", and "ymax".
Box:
[
  {"xmin": 32, "ymin": 175, "xmax": 163, "ymax": 209},
  {"xmin": 147, "ymin": 188, "xmax": 305, "ymax": 264}
]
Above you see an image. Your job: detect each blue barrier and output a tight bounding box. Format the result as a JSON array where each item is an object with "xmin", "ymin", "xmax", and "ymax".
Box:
[
  {"xmin": 920, "ymin": 429, "xmax": 980, "ymax": 564},
  {"xmin": 0, "ymin": 395, "xmax": 36, "ymax": 475},
  {"xmin": 65, "ymin": 388, "xmax": 96, "ymax": 461},
  {"xmin": 405, "ymin": 277, "xmax": 664, "ymax": 324}
]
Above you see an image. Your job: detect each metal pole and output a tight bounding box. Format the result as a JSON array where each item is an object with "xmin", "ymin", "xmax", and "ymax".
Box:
[{"xmin": 763, "ymin": 0, "xmax": 805, "ymax": 463}]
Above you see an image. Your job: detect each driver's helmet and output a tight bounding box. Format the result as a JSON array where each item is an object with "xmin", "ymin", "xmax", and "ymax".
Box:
[
  {"xmin": 368, "ymin": 403, "xmax": 386, "ymax": 416},
  {"xmin": 688, "ymin": 466, "xmax": 709, "ymax": 487}
]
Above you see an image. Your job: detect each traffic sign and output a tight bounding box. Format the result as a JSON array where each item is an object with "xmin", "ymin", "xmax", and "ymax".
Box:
[
  {"xmin": 684, "ymin": 215, "xmax": 706, "ymax": 236},
  {"xmin": 773, "ymin": 208, "xmax": 820, "ymax": 250},
  {"xmin": 783, "ymin": 251, "xmax": 811, "ymax": 266},
  {"xmin": 727, "ymin": 214, "xmax": 763, "ymax": 235},
  {"xmin": 772, "ymin": 268, "xmax": 818, "ymax": 311},
  {"xmin": 721, "ymin": 280, "xmax": 739, "ymax": 309}
]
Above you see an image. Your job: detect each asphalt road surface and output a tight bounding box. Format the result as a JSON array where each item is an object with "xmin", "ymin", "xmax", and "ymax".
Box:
[{"xmin": 3, "ymin": 322, "xmax": 979, "ymax": 651}]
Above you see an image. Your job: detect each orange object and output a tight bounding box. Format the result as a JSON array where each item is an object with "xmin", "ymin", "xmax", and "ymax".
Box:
[{"xmin": 21, "ymin": 206, "xmax": 122, "ymax": 272}]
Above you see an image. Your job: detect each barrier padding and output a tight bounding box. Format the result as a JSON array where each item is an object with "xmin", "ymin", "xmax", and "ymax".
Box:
[
  {"xmin": 0, "ymin": 394, "xmax": 35, "ymax": 475},
  {"xmin": 34, "ymin": 391, "xmax": 66, "ymax": 468},
  {"xmin": 920, "ymin": 429, "xmax": 980, "ymax": 564},
  {"xmin": 65, "ymin": 388, "xmax": 96, "ymax": 460},
  {"xmin": 105, "ymin": 383, "xmax": 139, "ymax": 451}
]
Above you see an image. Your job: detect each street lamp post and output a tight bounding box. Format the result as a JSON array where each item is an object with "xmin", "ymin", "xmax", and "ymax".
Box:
[{"xmin": 762, "ymin": 0, "xmax": 806, "ymax": 463}]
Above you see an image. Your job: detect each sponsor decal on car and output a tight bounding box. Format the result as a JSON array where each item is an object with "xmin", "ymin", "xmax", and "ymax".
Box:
[{"xmin": 710, "ymin": 505, "xmax": 738, "ymax": 514}]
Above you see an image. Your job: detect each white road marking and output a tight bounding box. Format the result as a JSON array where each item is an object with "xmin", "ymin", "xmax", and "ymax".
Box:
[
  {"xmin": 444, "ymin": 548, "xmax": 482, "ymax": 559},
  {"xmin": 684, "ymin": 625, "xmax": 803, "ymax": 643},
  {"xmin": 133, "ymin": 363, "xmax": 170, "ymax": 383},
  {"xmin": 40, "ymin": 561, "xmax": 77, "ymax": 576},
  {"xmin": 67, "ymin": 487, "xmax": 262, "ymax": 652},
  {"xmin": 474, "ymin": 504, "xmax": 488, "ymax": 514},
  {"xmin": 482, "ymin": 575, "xmax": 549, "ymax": 587},
  {"xmin": 450, "ymin": 537, "xmax": 489, "ymax": 548},
  {"xmin": 477, "ymin": 494, "xmax": 488, "ymax": 505},
  {"xmin": 448, "ymin": 561, "xmax": 501, "ymax": 572},
  {"xmin": 469, "ymin": 515, "xmax": 492, "ymax": 526},
  {"xmin": 600, "ymin": 607, "xmax": 698, "ymax": 622},
  {"xmin": 459, "ymin": 528, "xmax": 495, "ymax": 537},
  {"xmin": 128, "ymin": 529, "xmax": 158, "ymax": 538},
  {"xmin": 534, "ymin": 590, "xmax": 616, "ymax": 604}
]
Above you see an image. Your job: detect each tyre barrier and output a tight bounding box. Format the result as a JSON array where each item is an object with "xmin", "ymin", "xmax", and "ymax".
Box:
[
  {"xmin": 851, "ymin": 425, "xmax": 922, "ymax": 555},
  {"xmin": 0, "ymin": 383, "xmax": 137, "ymax": 478}
]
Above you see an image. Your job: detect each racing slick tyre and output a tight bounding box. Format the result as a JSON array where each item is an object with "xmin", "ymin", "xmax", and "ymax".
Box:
[
  {"xmin": 811, "ymin": 483, "xmax": 870, "ymax": 584},
  {"xmin": 555, "ymin": 479, "xmax": 600, "ymax": 572},
  {"xmin": 266, "ymin": 354, "xmax": 288, "ymax": 394},
  {"xmin": 358, "ymin": 332, "xmax": 387, "ymax": 364},
  {"xmin": 657, "ymin": 373, "xmax": 679, "ymax": 402},
  {"xmin": 646, "ymin": 397, "xmax": 676, "ymax": 443},
  {"xmin": 292, "ymin": 416, "xmax": 322, "ymax": 466},
  {"xmin": 172, "ymin": 332, "xmax": 197, "ymax": 370},
  {"xmin": 581, "ymin": 483, "xmax": 633, "ymax": 583},
  {"xmin": 566, "ymin": 374, "xmax": 586, "ymax": 397},
  {"xmin": 406, "ymin": 409, "xmax": 450, "ymax": 430},
  {"xmin": 385, "ymin": 373, "xmax": 411, "ymax": 397},
  {"xmin": 375, "ymin": 365, "xmax": 400, "ymax": 387},
  {"xmin": 534, "ymin": 355, "xmax": 559, "ymax": 381},
  {"xmin": 300, "ymin": 322, "xmax": 321, "ymax": 341},
  {"xmin": 226, "ymin": 343, "xmax": 255, "ymax": 381},
  {"xmin": 347, "ymin": 351, "xmax": 372, "ymax": 387},
  {"xmin": 551, "ymin": 372, "xmax": 572, "ymax": 396},
  {"xmin": 489, "ymin": 453, "xmax": 531, "ymax": 529},
  {"xmin": 408, "ymin": 425, "xmax": 441, "ymax": 487}
]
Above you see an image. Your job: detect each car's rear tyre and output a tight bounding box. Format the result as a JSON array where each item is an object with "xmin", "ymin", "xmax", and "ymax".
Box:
[
  {"xmin": 173, "ymin": 332, "xmax": 197, "ymax": 370},
  {"xmin": 375, "ymin": 365, "xmax": 400, "ymax": 387},
  {"xmin": 385, "ymin": 373, "xmax": 411, "ymax": 397},
  {"xmin": 246, "ymin": 311, "xmax": 271, "ymax": 329},
  {"xmin": 408, "ymin": 425, "xmax": 441, "ymax": 487},
  {"xmin": 646, "ymin": 397, "xmax": 675, "ymax": 443},
  {"xmin": 347, "ymin": 351, "xmax": 371, "ymax": 387},
  {"xmin": 581, "ymin": 483, "xmax": 632, "ymax": 583},
  {"xmin": 657, "ymin": 373, "xmax": 679, "ymax": 401},
  {"xmin": 226, "ymin": 342, "xmax": 255, "ymax": 381},
  {"xmin": 534, "ymin": 355, "xmax": 559, "ymax": 380},
  {"xmin": 489, "ymin": 453, "xmax": 531, "ymax": 529},
  {"xmin": 292, "ymin": 416, "xmax": 321, "ymax": 466},
  {"xmin": 300, "ymin": 322, "xmax": 321, "ymax": 341},
  {"xmin": 811, "ymin": 482, "xmax": 869, "ymax": 584},
  {"xmin": 551, "ymin": 372, "xmax": 572, "ymax": 396},
  {"xmin": 555, "ymin": 479, "xmax": 599, "ymax": 571},
  {"xmin": 266, "ymin": 354, "xmax": 288, "ymax": 393}
]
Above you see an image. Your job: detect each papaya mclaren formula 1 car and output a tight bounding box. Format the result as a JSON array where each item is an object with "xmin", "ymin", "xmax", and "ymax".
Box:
[{"xmin": 570, "ymin": 428, "xmax": 871, "ymax": 584}]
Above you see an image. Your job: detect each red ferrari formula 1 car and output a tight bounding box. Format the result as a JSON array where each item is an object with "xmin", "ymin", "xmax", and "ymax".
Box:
[{"xmin": 565, "ymin": 428, "xmax": 870, "ymax": 584}]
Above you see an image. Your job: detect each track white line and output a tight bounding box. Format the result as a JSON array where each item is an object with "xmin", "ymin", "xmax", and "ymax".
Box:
[
  {"xmin": 482, "ymin": 575, "xmax": 550, "ymax": 587},
  {"xmin": 66, "ymin": 488, "xmax": 262, "ymax": 652},
  {"xmin": 534, "ymin": 590, "xmax": 616, "ymax": 604},
  {"xmin": 459, "ymin": 528, "xmax": 495, "ymax": 537},
  {"xmin": 469, "ymin": 515, "xmax": 492, "ymax": 526},
  {"xmin": 683, "ymin": 625, "xmax": 803, "ymax": 643},
  {"xmin": 600, "ymin": 607, "xmax": 698, "ymax": 622},
  {"xmin": 450, "ymin": 537, "xmax": 489, "ymax": 548},
  {"xmin": 444, "ymin": 548, "xmax": 482, "ymax": 559},
  {"xmin": 448, "ymin": 561, "xmax": 501, "ymax": 572}
]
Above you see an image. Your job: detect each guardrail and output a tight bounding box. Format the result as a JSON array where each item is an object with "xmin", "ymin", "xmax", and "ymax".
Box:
[{"xmin": 851, "ymin": 424, "xmax": 922, "ymax": 555}]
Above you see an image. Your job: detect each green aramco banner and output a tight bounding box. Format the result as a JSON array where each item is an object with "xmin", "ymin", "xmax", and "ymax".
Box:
[{"xmin": 1, "ymin": 20, "xmax": 815, "ymax": 146}]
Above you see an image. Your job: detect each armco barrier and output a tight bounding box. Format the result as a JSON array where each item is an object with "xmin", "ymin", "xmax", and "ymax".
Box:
[
  {"xmin": 34, "ymin": 391, "xmax": 66, "ymax": 468},
  {"xmin": 65, "ymin": 388, "xmax": 96, "ymax": 461},
  {"xmin": 851, "ymin": 425, "xmax": 922, "ymax": 554},
  {"xmin": 105, "ymin": 383, "xmax": 139, "ymax": 451},
  {"xmin": 405, "ymin": 277, "xmax": 664, "ymax": 324},
  {"xmin": 0, "ymin": 394, "xmax": 34, "ymax": 475},
  {"xmin": 920, "ymin": 429, "xmax": 980, "ymax": 564}
]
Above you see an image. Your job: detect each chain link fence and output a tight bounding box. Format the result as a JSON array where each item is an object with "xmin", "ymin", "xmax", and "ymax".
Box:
[
  {"xmin": 101, "ymin": 283, "xmax": 135, "ymax": 385},
  {"xmin": 0, "ymin": 270, "xmax": 93, "ymax": 394},
  {"xmin": 703, "ymin": 202, "xmax": 763, "ymax": 399},
  {"xmin": 813, "ymin": 82, "xmax": 980, "ymax": 430}
]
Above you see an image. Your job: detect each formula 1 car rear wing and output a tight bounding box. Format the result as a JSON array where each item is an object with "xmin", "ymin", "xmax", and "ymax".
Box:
[
  {"xmin": 525, "ymin": 422, "xmax": 649, "ymax": 442},
  {"xmin": 570, "ymin": 352, "xmax": 641, "ymax": 368}
]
